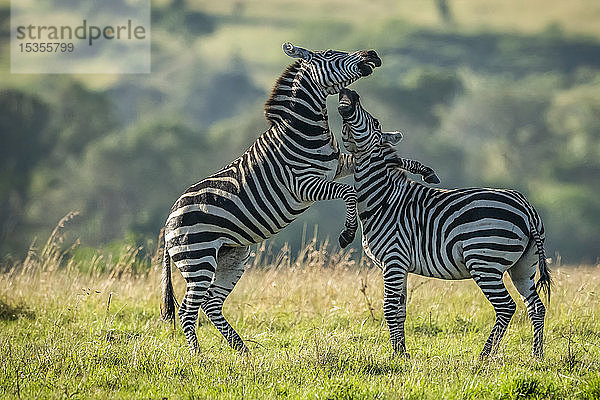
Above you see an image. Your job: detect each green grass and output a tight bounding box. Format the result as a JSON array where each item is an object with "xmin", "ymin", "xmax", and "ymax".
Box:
[{"xmin": 1, "ymin": 229, "xmax": 599, "ymax": 399}]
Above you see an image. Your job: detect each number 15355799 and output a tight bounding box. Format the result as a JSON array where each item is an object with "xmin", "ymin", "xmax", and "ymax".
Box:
[{"xmin": 18, "ymin": 42, "xmax": 74, "ymax": 52}]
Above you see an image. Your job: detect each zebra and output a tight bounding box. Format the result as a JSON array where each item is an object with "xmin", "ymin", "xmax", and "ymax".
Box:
[
  {"xmin": 160, "ymin": 43, "xmax": 383, "ymax": 353},
  {"xmin": 337, "ymin": 88, "xmax": 551, "ymax": 358}
]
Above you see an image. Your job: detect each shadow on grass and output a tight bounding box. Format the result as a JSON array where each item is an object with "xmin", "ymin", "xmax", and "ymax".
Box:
[
  {"xmin": 314, "ymin": 351, "xmax": 407, "ymax": 376},
  {"xmin": 0, "ymin": 298, "xmax": 35, "ymax": 321},
  {"xmin": 360, "ymin": 361, "xmax": 406, "ymax": 376},
  {"xmin": 411, "ymin": 323, "xmax": 443, "ymax": 336}
]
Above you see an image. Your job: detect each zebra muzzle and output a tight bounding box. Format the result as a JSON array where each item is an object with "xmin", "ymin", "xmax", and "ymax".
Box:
[
  {"xmin": 358, "ymin": 50, "xmax": 382, "ymax": 77},
  {"xmin": 338, "ymin": 89, "xmax": 358, "ymax": 118},
  {"xmin": 338, "ymin": 103, "xmax": 353, "ymax": 118}
]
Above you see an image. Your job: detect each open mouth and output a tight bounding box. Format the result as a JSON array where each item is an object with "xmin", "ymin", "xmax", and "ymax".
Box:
[
  {"xmin": 338, "ymin": 104, "xmax": 353, "ymax": 117},
  {"xmin": 338, "ymin": 98, "xmax": 352, "ymax": 107},
  {"xmin": 338, "ymin": 89, "xmax": 354, "ymax": 117}
]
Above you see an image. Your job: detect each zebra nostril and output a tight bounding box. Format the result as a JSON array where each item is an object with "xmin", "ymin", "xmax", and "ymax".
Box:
[{"xmin": 358, "ymin": 63, "xmax": 373, "ymax": 77}]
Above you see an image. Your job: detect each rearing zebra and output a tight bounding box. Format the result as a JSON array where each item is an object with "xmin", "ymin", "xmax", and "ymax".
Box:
[
  {"xmin": 337, "ymin": 88, "xmax": 551, "ymax": 358},
  {"xmin": 161, "ymin": 43, "xmax": 382, "ymax": 353}
]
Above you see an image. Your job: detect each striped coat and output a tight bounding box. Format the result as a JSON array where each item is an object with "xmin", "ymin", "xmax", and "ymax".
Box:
[
  {"xmin": 161, "ymin": 44, "xmax": 382, "ymax": 353},
  {"xmin": 338, "ymin": 88, "xmax": 550, "ymax": 358}
]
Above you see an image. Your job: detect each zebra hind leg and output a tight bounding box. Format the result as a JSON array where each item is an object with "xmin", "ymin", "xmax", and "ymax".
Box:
[
  {"xmin": 382, "ymin": 265, "xmax": 409, "ymax": 356},
  {"xmin": 178, "ymin": 249, "xmax": 219, "ymax": 354},
  {"xmin": 508, "ymin": 251, "xmax": 546, "ymax": 358},
  {"xmin": 201, "ymin": 246, "xmax": 250, "ymax": 353},
  {"xmin": 470, "ymin": 268, "xmax": 516, "ymax": 358}
]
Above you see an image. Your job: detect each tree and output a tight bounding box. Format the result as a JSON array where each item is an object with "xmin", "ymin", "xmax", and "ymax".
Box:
[
  {"xmin": 0, "ymin": 90, "xmax": 52, "ymax": 254},
  {"xmin": 26, "ymin": 120, "xmax": 221, "ymax": 245}
]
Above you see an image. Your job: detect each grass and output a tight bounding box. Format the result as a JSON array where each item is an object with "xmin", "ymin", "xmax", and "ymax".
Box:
[{"xmin": 0, "ymin": 221, "xmax": 599, "ymax": 399}]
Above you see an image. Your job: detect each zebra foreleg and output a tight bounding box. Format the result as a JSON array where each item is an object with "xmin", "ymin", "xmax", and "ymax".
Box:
[
  {"xmin": 201, "ymin": 246, "xmax": 250, "ymax": 353},
  {"xmin": 471, "ymin": 268, "xmax": 516, "ymax": 358},
  {"xmin": 298, "ymin": 177, "xmax": 358, "ymax": 248},
  {"xmin": 383, "ymin": 264, "xmax": 409, "ymax": 355},
  {"xmin": 296, "ymin": 176, "xmax": 357, "ymax": 248}
]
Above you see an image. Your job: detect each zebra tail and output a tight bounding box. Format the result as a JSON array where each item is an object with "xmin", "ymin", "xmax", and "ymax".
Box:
[
  {"xmin": 161, "ymin": 249, "xmax": 178, "ymax": 321},
  {"xmin": 529, "ymin": 217, "xmax": 552, "ymax": 304}
]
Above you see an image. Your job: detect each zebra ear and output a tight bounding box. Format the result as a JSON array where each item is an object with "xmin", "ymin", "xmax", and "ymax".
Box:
[
  {"xmin": 282, "ymin": 42, "xmax": 313, "ymax": 61},
  {"xmin": 381, "ymin": 131, "xmax": 403, "ymax": 144}
]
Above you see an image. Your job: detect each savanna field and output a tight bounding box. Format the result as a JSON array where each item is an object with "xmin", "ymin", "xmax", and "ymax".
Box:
[
  {"xmin": 3, "ymin": 0, "xmax": 600, "ymax": 398},
  {"xmin": 1, "ymin": 219, "xmax": 599, "ymax": 399}
]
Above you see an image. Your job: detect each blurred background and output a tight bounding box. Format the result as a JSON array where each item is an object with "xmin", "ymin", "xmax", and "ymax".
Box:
[{"xmin": 1, "ymin": 0, "xmax": 599, "ymax": 265}]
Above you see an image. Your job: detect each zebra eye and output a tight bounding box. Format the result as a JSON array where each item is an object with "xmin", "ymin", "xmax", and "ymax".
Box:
[{"xmin": 324, "ymin": 50, "xmax": 333, "ymax": 57}]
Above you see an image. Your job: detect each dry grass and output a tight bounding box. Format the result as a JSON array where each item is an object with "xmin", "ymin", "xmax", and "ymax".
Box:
[{"xmin": 1, "ymin": 218, "xmax": 599, "ymax": 399}]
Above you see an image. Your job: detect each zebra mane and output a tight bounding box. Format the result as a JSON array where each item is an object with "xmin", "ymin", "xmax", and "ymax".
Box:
[
  {"xmin": 375, "ymin": 146, "xmax": 409, "ymax": 180},
  {"xmin": 387, "ymin": 154, "xmax": 409, "ymax": 178},
  {"xmin": 264, "ymin": 60, "xmax": 304, "ymax": 125}
]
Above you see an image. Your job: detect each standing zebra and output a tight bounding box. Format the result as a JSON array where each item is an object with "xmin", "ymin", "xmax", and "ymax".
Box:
[
  {"xmin": 161, "ymin": 43, "xmax": 382, "ymax": 353},
  {"xmin": 337, "ymin": 88, "xmax": 551, "ymax": 358}
]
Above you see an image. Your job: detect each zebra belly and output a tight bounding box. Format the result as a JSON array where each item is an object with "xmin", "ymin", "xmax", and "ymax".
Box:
[
  {"xmin": 166, "ymin": 201, "xmax": 311, "ymax": 249},
  {"xmin": 409, "ymin": 251, "xmax": 472, "ymax": 280}
]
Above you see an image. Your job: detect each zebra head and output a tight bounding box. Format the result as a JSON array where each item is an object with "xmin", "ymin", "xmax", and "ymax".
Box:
[
  {"xmin": 338, "ymin": 88, "xmax": 402, "ymax": 155},
  {"xmin": 282, "ymin": 42, "xmax": 382, "ymax": 94}
]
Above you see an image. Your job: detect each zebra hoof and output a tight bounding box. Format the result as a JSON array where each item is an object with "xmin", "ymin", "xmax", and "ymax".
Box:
[
  {"xmin": 531, "ymin": 349, "xmax": 544, "ymax": 359},
  {"xmin": 424, "ymin": 173, "xmax": 440, "ymax": 184},
  {"xmin": 189, "ymin": 346, "xmax": 201, "ymax": 356},
  {"xmin": 393, "ymin": 346, "xmax": 409, "ymax": 358},
  {"xmin": 232, "ymin": 341, "xmax": 250, "ymax": 354},
  {"xmin": 339, "ymin": 229, "xmax": 356, "ymax": 248}
]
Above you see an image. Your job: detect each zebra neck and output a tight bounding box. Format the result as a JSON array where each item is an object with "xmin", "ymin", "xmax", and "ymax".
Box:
[
  {"xmin": 355, "ymin": 151, "xmax": 409, "ymax": 192},
  {"xmin": 264, "ymin": 61, "xmax": 330, "ymax": 141}
]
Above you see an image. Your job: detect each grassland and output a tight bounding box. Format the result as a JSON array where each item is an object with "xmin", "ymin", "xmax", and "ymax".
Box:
[{"xmin": 1, "ymin": 224, "xmax": 599, "ymax": 400}]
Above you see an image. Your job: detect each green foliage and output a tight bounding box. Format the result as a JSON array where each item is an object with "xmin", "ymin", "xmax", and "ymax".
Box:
[
  {"xmin": 49, "ymin": 81, "xmax": 120, "ymax": 158},
  {"xmin": 580, "ymin": 374, "xmax": 600, "ymax": 400},
  {"xmin": 546, "ymin": 81, "xmax": 600, "ymax": 185},
  {"xmin": 27, "ymin": 120, "xmax": 223, "ymax": 245},
  {"xmin": 370, "ymin": 67, "xmax": 463, "ymax": 127},
  {"xmin": 498, "ymin": 376, "xmax": 555, "ymax": 399},
  {"xmin": 182, "ymin": 60, "xmax": 266, "ymax": 126},
  {"xmin": 375, "ymin": 26, "xmax": 600, "ymax": 77},
  {"xmin": 152, "ymin": 6, "xmax": 216, "ymax": 37},
  {"xmin": 2, "ymin": 2, "xmax": 600, "ymax": 263},
  {"xmin": 0, "ymin": 90, "xmax": 52, "ymax": 254}
]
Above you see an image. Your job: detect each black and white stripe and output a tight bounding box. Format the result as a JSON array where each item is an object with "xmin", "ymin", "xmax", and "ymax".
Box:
[
  {"xmin": 338, "ymin": 88, "xmax": 551, "ymax": 358},
  {"xmin": 161, "ymin": 44, "xmax": 381, "ymax": 353}
]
